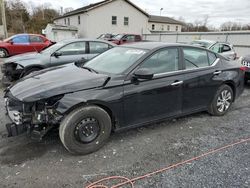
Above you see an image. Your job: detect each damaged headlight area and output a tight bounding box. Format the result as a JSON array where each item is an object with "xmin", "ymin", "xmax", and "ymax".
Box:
[
  {"xmin": 2, "ymin": 63, "xmax": 24, "ymax": 85},
  {"xmin": 5, "ymin": 94, "xmax": 64, "ymax": 140}
]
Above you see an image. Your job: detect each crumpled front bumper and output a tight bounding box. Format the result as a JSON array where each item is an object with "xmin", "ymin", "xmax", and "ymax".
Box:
[{"xmin": 4, "ymin": 97, "xmax": 29, "ymax": 137}]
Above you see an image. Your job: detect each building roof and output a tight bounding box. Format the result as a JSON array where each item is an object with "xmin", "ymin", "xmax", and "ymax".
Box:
[
  {"xmin": 54, "ymin": 0, "xmax": 149, "ymax": 20},
  {"xmin": 149, "ymin": 15, "xmax": 183, "ymax": 25},
  {"xmin": 46, "ymin": 24, "xmax": 78, "ymax": 31}
]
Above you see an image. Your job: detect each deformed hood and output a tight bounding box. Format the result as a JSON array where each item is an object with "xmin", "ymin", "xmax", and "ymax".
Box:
[
  {"xmin": 9, "ymin": 64, "xmax": 109, "ymax": 102},
  {"xmin": 4, "ymin": 52, "xmax": 41, "ymax": 63}
]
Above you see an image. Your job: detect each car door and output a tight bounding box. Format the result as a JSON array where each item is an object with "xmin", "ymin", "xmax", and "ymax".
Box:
[
  {"xmin": 181, "ymin": 47, "xmax": 222, "ymax": 113},
  {"xmin": 123, "ymin": 47, "xmax": 183, "ymax": 126},
  {"xmin": 8, "ymin": 35, "xmax": 31, "ymax": 55},
  {"xmin": 88, "ymin": 41, "xmax": 111, "ymax": 59},
  {"xmin": 29, "ymin": 35, "xmax": 47, "ymax": 52},
  {"xmin": 50, "ymin": 41, "xmax": 87, "ymax": 66}
]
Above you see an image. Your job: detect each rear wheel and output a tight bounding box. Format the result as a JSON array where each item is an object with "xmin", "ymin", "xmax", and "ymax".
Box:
[
  {"xmin": 0, "ymin": 48, "xmax": 8, "ymax": 58},
  {"xmin": 59, "ymin": 105, "xmax": 112, "ymax": 155},
  {"xmin": 244, "ymin": 78, "xmax": 248, "ymax": 85},
  {"xmin": 208, "ymin": 84, "xmax": 233, "ymax": 116}
]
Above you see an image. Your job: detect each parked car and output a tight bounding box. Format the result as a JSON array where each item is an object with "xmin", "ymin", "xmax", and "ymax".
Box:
[
  {"xmin": 109, "ymin": 34, "xmax": 142, "ymax": 45},
  {"xmin": 190, "ymin": 40, "xmax": 237, "ymax": 60},
  {"xmin": 240, "ymin": 54, "xmax": 250, "ymax": 83},
  {"xmin": 4, "ymin": 42, "xmax": 245, "ymax": 154},
  {"xmin": 0, "ymin": 34, "xmax": 53, "ymax": 58},
  {"xmin": 97, "ymin": 33, "xmax": 116, "ymax": 40},
  {"xmin": 1, "ymin": 39, "xmax": 116, "ymax": 85}
]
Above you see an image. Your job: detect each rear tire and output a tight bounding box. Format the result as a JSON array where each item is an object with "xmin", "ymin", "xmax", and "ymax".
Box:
[
  {"xmin": 0, "ymin": 48, "xmax": 8, "ymax": 58},
  {"xmin": 59, "ymin": 105, "xmax": 112, "ymax": 155},
  {"xmin": 244, "ymin": 78, "xmax": 248, "ymax": 85},
  {"xmin": 208, "ymin": 84, "xmax": 233, "ymax": 116}
]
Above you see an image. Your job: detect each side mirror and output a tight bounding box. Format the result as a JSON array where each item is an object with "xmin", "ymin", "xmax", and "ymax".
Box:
[
  {"xmin": 8, "ymin": 40, "xmax": 13, "ymax": 45},
  {"xmin": 53, "ymin": 51, "xmax": 62, "ymax": 58},
  {"xmin": 133, "ymin": 68, "xmax": 154, "ymax": 80},
  {"xmin": 75, "ymin": 57, "xmax": 88, "ymax": 67}
]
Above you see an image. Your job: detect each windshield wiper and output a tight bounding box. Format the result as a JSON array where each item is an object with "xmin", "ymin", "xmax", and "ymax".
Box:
[{"xmin": 82, "ymin": 66, "xmax": 98, "ymax": 73}]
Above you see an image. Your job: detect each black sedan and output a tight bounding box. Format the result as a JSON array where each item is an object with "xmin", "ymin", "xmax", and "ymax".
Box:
[
  {"xmin": 4, "ymin": 42, "xmax": 245, "ymax": 155},
  {"xmin": 1, "ymin": 39, "xmax": 115, "ymax": 86}
]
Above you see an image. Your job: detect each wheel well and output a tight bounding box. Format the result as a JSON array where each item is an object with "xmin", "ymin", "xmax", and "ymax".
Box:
[
  {"xmin": 224, "ymin": 82, "xmax": 236, "ymax": 101},
  {"xmin": 64, "ymin": 102, "xmax": 116, "ymax": 130},
  {"xmin": 0, "ymin": 47, "xmax": 9, "ymax": 54}
]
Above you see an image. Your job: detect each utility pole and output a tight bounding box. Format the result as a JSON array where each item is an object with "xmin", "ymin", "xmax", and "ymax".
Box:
[{"xmin": 0, "ymin": 0, "xmax": 7, "ymax": 38}]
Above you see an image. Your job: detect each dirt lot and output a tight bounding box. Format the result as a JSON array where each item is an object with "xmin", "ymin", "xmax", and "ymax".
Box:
[{"xmin": 0, "ymin": 85, "xmax": 249, "ymax": 188}]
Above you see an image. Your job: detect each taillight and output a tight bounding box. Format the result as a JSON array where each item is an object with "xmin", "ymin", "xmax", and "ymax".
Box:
[{"xmin": 240, "ymin": 66, "xmax": 248, "ymax": 71}]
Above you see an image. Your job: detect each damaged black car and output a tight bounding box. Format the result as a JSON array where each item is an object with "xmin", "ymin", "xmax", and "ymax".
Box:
[{"xmin": 4, "ymin": 42, "xmax": 245, "ymax": 155}]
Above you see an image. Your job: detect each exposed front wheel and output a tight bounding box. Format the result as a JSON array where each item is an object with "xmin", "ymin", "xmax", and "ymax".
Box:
[
  {"xmin": 59, "ymin": 105, "xmax": 112, "ymax": 155},
  {"xmin": 0, "ymin": 48, "xmax": 8, "ymax": 58},
  {"xmin": 208, "ymin": 85, "xmax": 233, "ymax": 116}
]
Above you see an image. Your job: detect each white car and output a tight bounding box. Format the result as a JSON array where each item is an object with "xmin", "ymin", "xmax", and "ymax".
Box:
[{"xmin": 191, "ymin": 40, "xmax": 237, "ymax": 60}]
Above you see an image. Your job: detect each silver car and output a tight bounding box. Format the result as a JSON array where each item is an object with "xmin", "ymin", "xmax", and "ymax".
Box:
[
  {"xmin": 191, "ymin": 40, "xmax": 237, "ymax": 60},
  {"xmin": 1, "ymin": 39, "xmax": 116, "ymax": 85}
]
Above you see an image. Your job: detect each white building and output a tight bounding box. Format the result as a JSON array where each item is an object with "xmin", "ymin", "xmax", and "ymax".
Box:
[
  {"xmin": 44, "ymin": 24, "xmax": 78, "ymax": 42},
  {"xmin": 148, "ymin": 15, "xmax": 182, "ymax": 33},
  {"xmin": 53, "ymin": 0, "xmax": 183, "ymax": 38}
]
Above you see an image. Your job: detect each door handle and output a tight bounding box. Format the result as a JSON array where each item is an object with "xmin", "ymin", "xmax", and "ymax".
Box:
[
  {"xmin": 171, "ymin": 80, "xmax": 183, "ymax": 86},
  {"xmin": 213, "ymin": 70, "xmax": 222, "ymax": 75}
]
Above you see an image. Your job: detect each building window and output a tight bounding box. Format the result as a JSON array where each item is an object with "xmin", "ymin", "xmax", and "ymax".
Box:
[
  {"xmin": 152, "ymin": 24, "xmax": 155, "ymax": 30},
  {"xmin": 176, "ymin": 26, "xmax": 178, "ymax": 31},
  {"xmin": 167, "ymin": 25, "xmax": 170, "ymax": 31},
  {"xmin": 67, "ymin": 18, "xmax": 70, "ymax": 25},
  {"xmin": 112, "ymin": 16, "xmax": 117, "ymax": 25},
  {"xmin": 124, "ymin": 17, "xmax": 129, "ymax": 25},
  {"xmin": 78, "ymin": 15, "xmax": 81, "ymax": 25},
  {"xmin": 161, "ymin": 25, "xmax": 164, "ymax": 31}
]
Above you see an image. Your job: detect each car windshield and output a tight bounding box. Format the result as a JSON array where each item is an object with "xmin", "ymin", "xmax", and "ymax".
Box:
[
  {"xmin": 84, "ymin": 47, "xmax": 147, "ymax": 74},
  {"xmin": 112, "ymin": 34, "xmax": 124, "ymax": 40},
  {"xmin": 190, "ymin": 41, "xmax": 213, "ymax": 48},
  {"xmin": 40, "ymin": 41, "xmax": 66, "ymax": 54}
]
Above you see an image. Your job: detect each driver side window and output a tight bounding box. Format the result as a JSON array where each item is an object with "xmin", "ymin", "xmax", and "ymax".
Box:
[
  {"xmin": 139, "ymin": 48, "xmax": 179, "ymax": 74},
  {"xmin": 57, "ymin": 42, "xmax": 86, "ymax": 55}
]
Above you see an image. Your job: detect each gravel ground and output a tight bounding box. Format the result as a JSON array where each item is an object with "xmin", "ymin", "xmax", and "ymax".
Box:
[{"xmin": 0, "ymin": 85, "xmax": 249, "ymax": 188}]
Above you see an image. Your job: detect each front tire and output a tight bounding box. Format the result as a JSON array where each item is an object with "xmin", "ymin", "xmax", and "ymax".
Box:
[
  {"xmin": 208, "ymin": 84, "xmax": 233, "ymax": 116},
  {"xmin": 59, "ymin": 105, "xmax": 112, "ymax": 155},
  {"xmin": 0, "ymin": 48, "xmax": 8, "ymax": 58}
]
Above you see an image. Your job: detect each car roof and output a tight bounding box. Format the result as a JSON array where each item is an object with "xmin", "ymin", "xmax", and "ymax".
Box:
[
  {"xmin": 193, "ymin": 39, "xmax": 215, "ymax": 43},
  {"xmin": 121, "ymin": 42, "xmax": 198, "ymax": 50},
  {"xmin": 58, "ymin": 38, "xmax": 116, "ymax": 46}
]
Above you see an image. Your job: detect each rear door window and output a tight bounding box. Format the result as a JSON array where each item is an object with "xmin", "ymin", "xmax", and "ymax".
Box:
[
  {"xmin": 30, "ymin": 35, "xmax": 44, "ymax": 43},
  {"xmin": 183, "ymin": 48, "xmax": 210, "ymax": 69},
  {"xmin": 89, "ymin": 42, "xmax": 110, "ymax": 54}
]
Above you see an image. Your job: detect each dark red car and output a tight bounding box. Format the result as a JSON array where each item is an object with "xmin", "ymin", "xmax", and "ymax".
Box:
[
  {"xmin": 0, "ymin": 34, "xmax": 53, "ymax": 58},
  {"xmin": 109, "ymin": 34, "xmax": 142, "ymax": 45}
]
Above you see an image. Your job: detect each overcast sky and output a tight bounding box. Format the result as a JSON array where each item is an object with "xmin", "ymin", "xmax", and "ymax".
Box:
[{"xmin": 22, "ymin": 0, "xmax": 250, "ymax": 28}]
